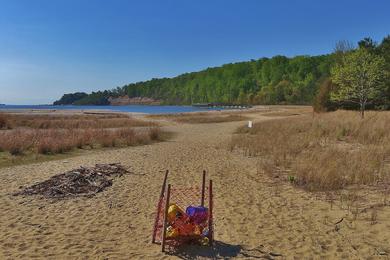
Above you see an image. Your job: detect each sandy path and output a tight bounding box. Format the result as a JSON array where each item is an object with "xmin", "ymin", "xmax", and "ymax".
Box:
[{"xmin": 1, "ymin": 112, "xmax": 389, "ymax": 259}]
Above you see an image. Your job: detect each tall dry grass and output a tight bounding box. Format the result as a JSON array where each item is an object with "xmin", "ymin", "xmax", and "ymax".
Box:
[
  {"xmin": 0, "ymin": 113, "xmax": 10, "ymax": 129},
  {"xmin": 3, "ymin": 113, "xmax": 155, "ymax": 129},
  {"xmin": 149, "ymin": 112, "xmax": 248, "ymax": 124},
  {"xmin": 230, "ymin": 111, "xmax": 390, "ymax": 191},
  {"xmin": 0, "ymin": 112, "xmax": 164, "ymax": 156}
]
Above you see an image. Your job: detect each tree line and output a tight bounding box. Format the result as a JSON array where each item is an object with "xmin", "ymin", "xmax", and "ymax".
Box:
[
  {"xmin": 313, "ymin": 36, "xmax": 390, "ymax": 116},
  {"xmin": 54, "ymin": 36, "xmax": 390, "ymax": 110}
]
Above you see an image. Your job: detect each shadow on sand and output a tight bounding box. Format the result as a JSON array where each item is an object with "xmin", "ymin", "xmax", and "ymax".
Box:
[
  {"xmin": 166, "ymin": 241, "xmax": 242, "ymax": 259},
  {"xmin": 166, "ymin": 240, "xmax": 277, "ymax": 259}
]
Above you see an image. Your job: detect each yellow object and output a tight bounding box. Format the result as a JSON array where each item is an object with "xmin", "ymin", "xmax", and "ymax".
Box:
[
  {"xmin": 167, "ymin": 204, "xmax": 185, "ymax": 222},
  {"xmin": 166, "ymin": 226, "xmax": 179, "ymax": 238},
  {"xmin": 193, "ymin": 225, "xmax": 202, "ymax": 236},
  {"xmin": 199, "ymin": 237, "xmax": 209, "ymax": 246}
]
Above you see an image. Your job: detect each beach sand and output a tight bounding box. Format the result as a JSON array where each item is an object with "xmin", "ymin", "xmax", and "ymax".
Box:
[{"xmin": 1, "ymin": 107, "xmax": 389, "ymax": 259}]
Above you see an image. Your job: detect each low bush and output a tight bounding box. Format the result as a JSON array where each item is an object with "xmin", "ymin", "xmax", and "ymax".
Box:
[
  {"xmin": 149, "ymin": 127, "xmax": 162, "ymax": 141},
  {"xmin": 0, "ymin": 113, "xmax": 9, "ymax": 129},
  {"xmin": 0, "ymin": 130, "xmax": 33, "ymax": 155}
]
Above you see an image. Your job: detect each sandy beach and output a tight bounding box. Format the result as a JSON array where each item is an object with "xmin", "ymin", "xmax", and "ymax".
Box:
[{"xmin": 1, "ymin": 108, "xmax": 389, "ymax": 259}]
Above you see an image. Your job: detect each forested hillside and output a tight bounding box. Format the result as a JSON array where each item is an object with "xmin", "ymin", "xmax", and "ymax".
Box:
[
  {"xmin": 54, "ymin": 36, "xmax": 390, "ymax": 107},
  {"xmin": 123, "ymin": 55, "xmax": 333, "ymax": 105}
]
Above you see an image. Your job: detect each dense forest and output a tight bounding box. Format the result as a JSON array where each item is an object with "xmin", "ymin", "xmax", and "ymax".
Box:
[{"xmin": 54, "ymin": 36, "xmax": 390, "ymax": 108}]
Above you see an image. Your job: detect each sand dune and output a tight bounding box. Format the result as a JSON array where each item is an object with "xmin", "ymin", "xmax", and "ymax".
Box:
[{"xmin": 1, "ymin": 108, "xmax": 389, "ymax": 259}]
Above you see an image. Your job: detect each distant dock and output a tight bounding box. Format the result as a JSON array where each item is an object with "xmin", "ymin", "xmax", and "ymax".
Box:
[{"xmin": 192, "ymin": 103, "xmax": 252, "ymax": 109}]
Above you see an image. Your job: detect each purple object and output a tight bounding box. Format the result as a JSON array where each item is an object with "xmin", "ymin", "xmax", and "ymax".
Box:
[{"xmin": 186, "ymin": 206, "xmax": 208, "ymax": 224}]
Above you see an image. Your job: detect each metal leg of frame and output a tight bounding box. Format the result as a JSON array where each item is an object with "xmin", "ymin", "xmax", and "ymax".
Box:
[{"xmin": 161, "ymin": 184, "xmax": 171, "ymax": 252}]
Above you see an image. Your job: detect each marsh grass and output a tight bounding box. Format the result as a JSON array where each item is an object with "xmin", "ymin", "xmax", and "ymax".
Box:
[
  {"xmin": 0, "ymin": 113, "xmax": 164, "ymax": 159},
  {"xmin": 0, "ymin": 127, "xmax": 163, "ymax": 156},
  {"xmin": 259, "ymin": 111, "xmax": 304, "ymax": 117},
  {"xmin": 148, "ymin": 112, "xmax": 249, "ymax": 124},
  {"xmin": 3, "ymin": 113, "xmax": 155, "ymax": 129},
  {"xmin": 230, "ymin": 110, "xmax": 390, "ymax": 191},
  {"xmin": 0, "ymin": 113, "xmax": 10, "ymax": 129}
]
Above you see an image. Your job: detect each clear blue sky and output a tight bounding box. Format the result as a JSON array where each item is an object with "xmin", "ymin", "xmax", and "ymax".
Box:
[{"xmin": 0, "ymin": 0, "xmax": 389, "ymax": 104}]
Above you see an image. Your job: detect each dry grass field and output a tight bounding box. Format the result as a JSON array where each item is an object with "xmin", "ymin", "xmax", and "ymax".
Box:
[
  {"xmin": 0, "ymin": 112, "xmax": 164, "ymax": 166},
  {"xmin": 0, "ymin": 113, "xmax": 7, "ymax": 129},
  {"xmin": 231, "ymin": 110, "xmax": 390, "ymax": 191},
  {"xmin": 0, "ymin": 112, "xmax": 155, "ymax": 129},
  {"xmin": 148, "ymin": 111, "xmax": 249, "ymax": 124}
]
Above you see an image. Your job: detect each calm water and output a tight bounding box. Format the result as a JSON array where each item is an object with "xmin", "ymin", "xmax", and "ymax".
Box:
[{"xmin": 0, "ymin": 105, "xmax": 219, "ymax": 114}]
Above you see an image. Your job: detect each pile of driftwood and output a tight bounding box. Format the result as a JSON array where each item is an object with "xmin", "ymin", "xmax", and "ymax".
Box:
[{"xmin": 14, "ymin": 163, "xmax": 129, "ymax": 199}]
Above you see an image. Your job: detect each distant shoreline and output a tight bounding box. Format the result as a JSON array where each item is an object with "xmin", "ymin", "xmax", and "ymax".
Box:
[{"xmin": 0, "ymin": 104, "xmax": 234, "ymax": 115}]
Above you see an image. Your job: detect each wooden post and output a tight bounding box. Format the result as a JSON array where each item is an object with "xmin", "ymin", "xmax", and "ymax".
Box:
[
  {"xmin": 161, "ymin": 184, "xmax": 171, "ymax": 252},
  {"xmin": 201, "ymin": 170, "xmax": 206, "ymax": 207},
  {"xmin": 152, "ymin": 170, "xmax": 169, "ymax": 244},
  {"xmin": 208, "ymin": 179, "xmax": 213, "ymax": 246}
]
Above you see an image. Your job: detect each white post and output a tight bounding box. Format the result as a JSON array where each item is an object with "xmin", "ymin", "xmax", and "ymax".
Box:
[{"xmin": 248, "ymin": 121, "xmax": 253, "ymax": 128}]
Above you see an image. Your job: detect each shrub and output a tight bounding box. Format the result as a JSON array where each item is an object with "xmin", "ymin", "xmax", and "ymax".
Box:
[
  {"xmin": 0, "ymin": 130, "xmax": 32, "ymax": 155},
  {"xmin": 135, "ymin": 131, "xmax": 151, "ymax": 145},
  {"xmin": 118, "ymin": 128, "xmax": 137, "ymax": 146},
  {"xmin": 0, "ymin": 113, "xmax": 9, "ymax": 129},
  {"xmin": 149, "ymin": 127, "xmax": 162, "ymax": 141},
  {"xmin": 9, "ymin": 146, "xmax": 24, "ymax": 156},
  {"xmin": 313, "ymin": 78, "xmax": 337, "ymax": 113}
]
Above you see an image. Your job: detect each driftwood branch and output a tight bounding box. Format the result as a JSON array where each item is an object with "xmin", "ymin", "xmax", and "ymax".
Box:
[{"xmin": 13, "ymin": 163, "xmax": 130, "ymax": 199}]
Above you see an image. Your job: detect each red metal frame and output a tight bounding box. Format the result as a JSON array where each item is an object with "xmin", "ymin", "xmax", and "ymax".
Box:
[
  {"xmin": 153, "ymin": 170, "xmax": 214, "ymax": 252},
  {"xmin": 152, "ymin": 170, "xmax": 169, "ymax": 244},
  {"xmin": 208, "ymin": 179, "xmax": 213, "ymax": 245},
  {"xmin": 161, "ymin": 184, "xmax": 171, "ymax": 252},
  {"xmin": 201, "ymin": 170, "xmax": 206, "ymax": 207}
]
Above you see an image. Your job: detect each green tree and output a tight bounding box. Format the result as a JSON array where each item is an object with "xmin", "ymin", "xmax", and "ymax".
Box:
[
  {"xmin": 358, "ymin": 37, "xmax": 377, "ymax": 53},
  {"xmin": 333, "ymin": 40, "xmax": 354, "ymax": 66},
  {"xmin": 55, "ymin": 36, "xmax": 390, "ymax": 107},
  {"xmin": 237, "ymin": 90, "xmax": 247, "ymax": 104},
  {"xmin": 378, "ymin": 35, "xmax": 390, "ymax": 107},
  {"xmin": 331, "ymin": 48, "xmax": 387, "ymax": 118},
  {"xmin": 53, "ymin": 92, "xmax": 88, "ymax": 105}
]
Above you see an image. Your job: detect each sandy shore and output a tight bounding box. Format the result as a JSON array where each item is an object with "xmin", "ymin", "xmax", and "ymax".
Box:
[{"xmin": 1, "ymin": 108, "xmax": 389, "ymax": 259}]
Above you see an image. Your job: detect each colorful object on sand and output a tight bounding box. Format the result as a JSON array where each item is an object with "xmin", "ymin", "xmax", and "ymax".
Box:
[
  {"xmin": 172, "ymin": 217, "xmax": 195, "ymax": 236},
  {"xmin": 186, "ymin": 206, "xmax": 208, "ymax": 224},
  {"xmin": 166, "ymin": 226, "xmax": 179, "ymax": 238},
  {"xmin": 199, "ymin": 237, "xmax": 209, "ymax": 246},
  {"xmin": 166, "ymin": 204, "xmax": 209, "ymax": 239},
  {"xmin": 167, "ymin": 203, "xmax": 195, "ymax": 236},
  {"xmin": 152, "ymin": 170, "xmax": 214, "ymax": 252},
  {"xmin": 167, "ymin": 204, "xmax": 185, "ymax": 222},
  {"xmin": 193, "ymin": 225, "xmax": 202, "ymax": 236}
]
